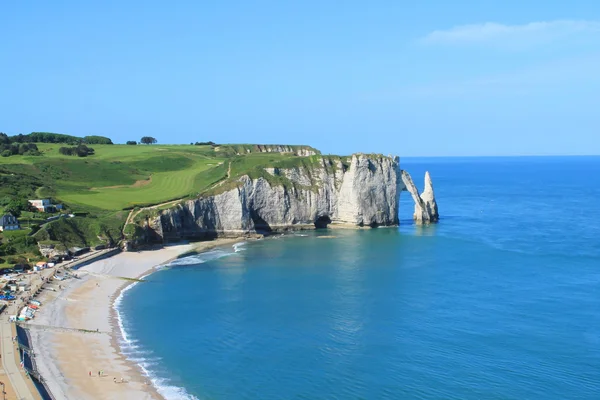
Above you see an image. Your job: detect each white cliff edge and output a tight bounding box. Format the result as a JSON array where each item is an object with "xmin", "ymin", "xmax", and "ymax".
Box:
[{"xmin": 132, "ymin": 154, "xmax": 438, "ymax": 245}]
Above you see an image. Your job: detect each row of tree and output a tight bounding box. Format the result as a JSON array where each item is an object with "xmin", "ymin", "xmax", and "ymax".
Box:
[
  {"xmin": 193, "ymin": 141, "xmax": 218, "ymax": 146},
  {"xmin": 2, "ymin": 133, "xmax": 220, "ymax": 149},
  {"xmin": 0, "ymin": 142, "xmax": 40, "ymax": 157},
  {"xmin": 58, "ymin": 144, "xmax": 95, "ymax": 157},
  {"xmin": 0, "ymin": 132, "xmax": 113, "ymax": 145}
]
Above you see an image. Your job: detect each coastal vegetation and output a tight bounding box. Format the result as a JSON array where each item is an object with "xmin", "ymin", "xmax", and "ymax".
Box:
[
  {"xmin": 58, "ymin": 144, "xmax": 95, "ymax": 157},
  {"xmin": 0, "ymin": 132, "xmax": 323, "ymax": 268}
]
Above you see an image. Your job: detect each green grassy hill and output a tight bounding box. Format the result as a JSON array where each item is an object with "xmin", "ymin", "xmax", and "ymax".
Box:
[{"xmin": 0, "ymin": 141, "xmax": 321, "ymax": 266}]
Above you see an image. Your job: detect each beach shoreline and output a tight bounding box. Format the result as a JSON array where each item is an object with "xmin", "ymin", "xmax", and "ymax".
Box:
[{"xmin": 27, "ymin": 237, "xmax": 247, "ymax": 400}]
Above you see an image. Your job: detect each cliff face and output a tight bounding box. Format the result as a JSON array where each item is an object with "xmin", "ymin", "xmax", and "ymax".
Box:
[
  {"xmin": 142, "ymin": 154, "xmax": 401, "ymax": 242},
  {"xmin": 216, "ymin": 144, "xmax": 319, "ymax": 157},
  {"xmin": 134, "ymin": 154, "xmax": 439, "ymax": 244}
]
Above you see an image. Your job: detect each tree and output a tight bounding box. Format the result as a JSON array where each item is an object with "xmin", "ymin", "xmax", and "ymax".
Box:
[
  {"xmin": 5, "ymin": 198, "xmax": 29, "ymax": 217},
  {"xmin": 126, "ymin": 141, "xmax": 137, "ymax": 145},
  {"xmin": 140, "ymin": 136, "xmax": 157, "ymax": 145}
]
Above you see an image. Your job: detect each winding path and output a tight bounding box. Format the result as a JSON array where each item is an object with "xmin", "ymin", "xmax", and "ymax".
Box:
[{"xmin": 122, "ymin": 198, "xmax": 183, "ymax": 236}]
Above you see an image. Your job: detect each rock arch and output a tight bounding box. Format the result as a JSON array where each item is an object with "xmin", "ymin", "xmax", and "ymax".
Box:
[{"xmin": 400, "ymin": 170, "xmax": 439, "ymax": 224}]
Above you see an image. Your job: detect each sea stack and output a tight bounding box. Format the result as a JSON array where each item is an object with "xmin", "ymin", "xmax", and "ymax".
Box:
[{"xmin": 416, "ymin": 171, "xmax": 439, "ymax": 224}]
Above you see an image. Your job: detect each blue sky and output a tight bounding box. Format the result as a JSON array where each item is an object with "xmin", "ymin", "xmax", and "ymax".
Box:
[{"xmin": 2, "ymin": 0, "xmax": 600, "ymax": 156}]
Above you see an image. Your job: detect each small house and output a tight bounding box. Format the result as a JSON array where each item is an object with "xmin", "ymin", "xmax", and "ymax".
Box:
[
  {"xmin": 0, "ymin": 213, "xmax": 20, "ymax": 232},
  {"xmin": 28, "ymin": 199, "xmax": 63, "ymax": 213},
  {"xmin": 28, "ymin": 199, "xmax": 51, "ymax": 212}
]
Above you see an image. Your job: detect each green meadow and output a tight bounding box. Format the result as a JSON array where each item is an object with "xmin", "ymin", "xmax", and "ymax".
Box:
[{"xmin": 2, "ymin": 144, "xmax": 229, "ymax": 211}]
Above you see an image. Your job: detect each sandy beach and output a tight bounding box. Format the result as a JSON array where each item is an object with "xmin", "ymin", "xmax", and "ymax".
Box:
[{"xmin": 27, "ymin": 238, "xmax": 244, "ymax": 400}]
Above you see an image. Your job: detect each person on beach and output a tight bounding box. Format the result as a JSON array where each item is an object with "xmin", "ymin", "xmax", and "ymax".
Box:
[
  {"xmin": 98, "ymin": 370, "xmax": 100, "ymax": 377},
  {"xmin": 113, "ymin": 377, "xmax": 117, "ymax": 383},
  {"xmin": 89, "ymin": 371, "xmax": 91, "ymax": 377}
]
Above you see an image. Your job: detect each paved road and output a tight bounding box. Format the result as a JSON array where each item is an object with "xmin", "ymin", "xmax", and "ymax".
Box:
[{"xmin": 0, "ymin": 315, "xmax": 37, "ymax": 399}]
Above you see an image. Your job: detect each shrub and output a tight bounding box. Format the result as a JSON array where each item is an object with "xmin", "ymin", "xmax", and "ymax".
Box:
[
  {"xmin": 126, "ymin": 141, "xmax": 137, "ymax": 145},
  {"xmin": 59, "ymin": 144, "xmax": 95, "ymax": 157}
]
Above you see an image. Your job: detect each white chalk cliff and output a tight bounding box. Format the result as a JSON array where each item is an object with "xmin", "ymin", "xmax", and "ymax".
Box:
[{"xmin": 137, "ymin": 154, "xmax": 438, "ymax": 243}]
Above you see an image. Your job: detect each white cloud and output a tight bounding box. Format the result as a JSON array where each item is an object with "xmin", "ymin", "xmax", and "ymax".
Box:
[{"xmin": 420, "ymin": 20, "xmax": 600, "ymax": 45}]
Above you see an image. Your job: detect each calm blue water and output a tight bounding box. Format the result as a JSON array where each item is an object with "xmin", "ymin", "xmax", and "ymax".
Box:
[{"xmin": 118, "ymin": 157, "xmax": 600, "ymax": 400}]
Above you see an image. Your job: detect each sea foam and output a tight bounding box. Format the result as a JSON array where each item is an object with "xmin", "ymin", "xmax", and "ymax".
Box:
[
  {"xmin": 114, "ymin": 270, "xmax": 200, "ymax": 400},
  {"xmin": 166, "ymin": 248, "xmax": 238, "ymax": 267}
]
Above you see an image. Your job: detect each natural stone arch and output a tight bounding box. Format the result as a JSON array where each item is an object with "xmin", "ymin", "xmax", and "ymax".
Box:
[{"xmin": 400, "ymin": 170, "xmax": 439, "ymax": 224}]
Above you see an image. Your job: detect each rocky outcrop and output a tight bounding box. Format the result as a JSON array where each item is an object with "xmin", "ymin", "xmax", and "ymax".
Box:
[
  {"xmin": 38, "ymin": 242, "xmax": 69, "ymax": 258},
  {"xmin": 400, "ymin": 170, "xmax": 439, "ymax": 224},
  {"xmin": 216, "ymin": 144, "xmax": 319, "ymax": 156},
  {"xmin": 253, "ymin": 145, "xmax": 318, "ymax": 156},
  {"xmin": 127, "ymin": 154, "xmax": 439, "ymax": 246}
]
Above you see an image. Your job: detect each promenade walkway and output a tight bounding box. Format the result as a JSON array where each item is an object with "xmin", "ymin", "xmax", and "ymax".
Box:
[{"xmin": 0, "ymin": 316, "xmax": 37, "ymax": 399}]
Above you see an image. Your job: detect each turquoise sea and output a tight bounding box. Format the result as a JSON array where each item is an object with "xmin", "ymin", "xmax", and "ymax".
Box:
[{"xmin": 117, "ymin": 157, "xmax": 600, "ymax": 400}]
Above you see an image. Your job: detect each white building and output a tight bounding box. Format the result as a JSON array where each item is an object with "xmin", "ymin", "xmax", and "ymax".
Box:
[
  {"xmin": 28, "ymin": 199, "xmax": 62, "ymax": 213},
  {"xmin": 0, "ymin": 213, "xmax": 20, "ymax": 231}
]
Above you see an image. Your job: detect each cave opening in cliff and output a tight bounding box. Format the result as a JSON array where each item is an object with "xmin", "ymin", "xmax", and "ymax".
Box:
[
  {"xmin": 250, "ymin": 210, "xmax": 272, "ymax": 233},
  {"xmin": 314, "ymin": 215, "xmax": 331, "ymax": 229}
]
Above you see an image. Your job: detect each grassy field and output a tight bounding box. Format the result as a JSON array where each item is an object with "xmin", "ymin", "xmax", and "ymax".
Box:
[
  {"xmin": 59, "ymin": 159, "xmax": 224, "ymax": 210},
  {"xmin": 1, "ymin": 144, "xmax": 229, "ymax": 211}
]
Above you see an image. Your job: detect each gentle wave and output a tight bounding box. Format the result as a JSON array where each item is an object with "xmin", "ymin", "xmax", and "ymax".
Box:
[
  {"xmin": 167, "ymin": 249, "xmax": 237, "ymax": 267},
  {"xmin": 233, "ymin": 241, "xmax": 247, "ymax": 252},
  {"xmin": 114, "ymin": 273, "xmax": 200, "ymax": 400}
]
